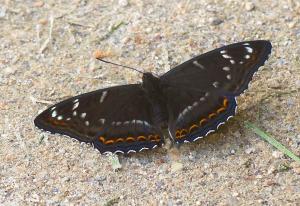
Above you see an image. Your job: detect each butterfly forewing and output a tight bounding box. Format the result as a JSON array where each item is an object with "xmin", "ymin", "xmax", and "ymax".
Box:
[
  {"xmin": 34, "ymin": 84, "xmax": 164, "ymax": 154},
  {"xmin": 161, "ymin": 40, "xmax": 272, "ymax": 95}
]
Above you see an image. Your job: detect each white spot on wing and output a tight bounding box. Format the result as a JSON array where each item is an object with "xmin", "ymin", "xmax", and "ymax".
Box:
[
  {"xmin": 85, "ymin": 121, "xmax": 89, "ymax": 126},
  {"xmin": 123, "ymin": 121, "xmax": 130, "ymax": 126},
  {"xmin": 222, "ymin": 54, "xmax": 232, "ymax": 59},
  {"xmin": 72, "ymin": 111, "xmax": 77, "ymax": 116},
  {"xmin": 57, "ymin": 115, "xmax": 63, "ymax": 120},
  {"xmin": 213, "ymin": 81, "xmax": 219, "ymax": 88},
  {"xmin": 80, "ymin": 113, "xmax": 86, "ymax": 119},
  {"xmin": 139, "ymin": 147, "xmax": 149, "ymax": 152},
  {"xmin": 243, "ymin": 43, "xmax": 250, "ymax": 46},
  {"xmin": 217, "ymin": 122, "xmax": 225, "ymax": 129},
  {"xmin": 177, "ymin": 113, "xmax": 183, "ymax": 121},
  {"xmin": 193, "ymin": 136, "xmax": 203, "ymax": 142},
  {"xmin": 72, "ymin": 102, "xmax": 79, "ymax": 110},
  {"xmin": 99, "ymin": 118, "xmax": 105, "ymax": 124},
  {"xmin": 73, "ymin": 99, "xmax": 79, "ymax": 103},
  {"xmin": 168, "ymin": 128, "xmax": 175, "ymax": 141},
  {"xmin": 222, "ymin": 66, "xmax": 230, "ymax": 71},
  {"xmin": 51, "ymin": 110, "xmax": 57, "ymax": 117},
  {"xmin": 144, "ymin": 121, "xmax": 151, "ymax": 128},
  {"xmin": 226, "ymin": 115, "xmax": 234, "ymax": 121},
  {"xmin": 205, "ymin": 130, "xmax": 215, "ymax": 136},
  {"xmin": 136, "ymin": 120, "xmax": 143, "ymax": 125},
  {"xmin": 245, "ymin": 47, "xmax": 253, "ymax": 53},
  {"xmin": 220, "ymin": 50, "xmax": 227, "ymax": 54},
  {"xmin": 50, "ymin": 106, "xmax": 56, "ymax": 111},
  {"xmin": 100, "ymin": 91, "xmax": 108, "ymax": 103},
  {"xmin": 245, "ymin": 55, "xmax": 250, "ymax": 59},
  {"xmin": 66, "ymin": 117, "xmax": 71, "ymax": 121},
  {"xmin": 230, "ymin": 60, "xmax": 235, "ymax": 64},
  {"xmin": 182, "ymin": 108, "xmax": 189, "ymax": 116},
  {"xmin": 127, "ymin": 150, "xmax": 136, "ymax": 154},
  {"xmin": 226, "ymin": 74, "xmax": 232, "ymax": 80},
  {"xmin": 114, "ymin": 150, "xmax": 124, "ymax": 154},
  {"xmin": 103, "ymin": 151, "xmax": 112, "ymax": 155},
  {"xmin": 193, "ymin": 61, "xmax": 205, "ymax": 69}
]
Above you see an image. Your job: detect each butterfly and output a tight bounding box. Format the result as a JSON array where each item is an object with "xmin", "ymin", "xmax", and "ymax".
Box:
[{"xmin": 34, "ymin": 40, "xmax": 272, "ymax": 155}]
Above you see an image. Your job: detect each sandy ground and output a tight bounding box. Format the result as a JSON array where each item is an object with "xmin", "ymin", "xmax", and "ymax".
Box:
[{"xmin": 1, "ymin": 0, "xmax": 300, "ymax": 205}]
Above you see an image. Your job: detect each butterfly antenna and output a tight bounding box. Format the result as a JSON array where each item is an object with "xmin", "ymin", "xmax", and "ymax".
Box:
[{"xmin": 97, "ymin": 58, "xmax": 144, "ymax": 74}]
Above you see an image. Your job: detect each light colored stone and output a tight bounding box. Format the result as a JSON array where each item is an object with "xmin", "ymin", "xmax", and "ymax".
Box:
[
  {"xmin": 245, "ymin": 2, "xmax": 255, "ymax": 11},
  {"xmin": 272, "ymin": 151, "xmax": 284, "ymax": 159},
  {"xmin": 291, "ymin": 162, "xmax": 300, "ymax": 174},
  {"xmin": 209, "ymin": 17, "xmax": 223, "ymax": 26},
  {"xmin": 4, "ymin": 67, "xmax": 16, "ymax": 75},
  {"xmin": 245, "ymin": 147, "xmax": 256, "ymax": 154},
  {"xmin": 119, "ymin": 0, "xmax": 128, "ymax": 7},
  {"xmin": 171, "ymin": 162, "xmax": 184, "ymax": 173}
]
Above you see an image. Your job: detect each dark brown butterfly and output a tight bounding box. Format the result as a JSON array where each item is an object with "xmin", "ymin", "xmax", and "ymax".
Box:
[{"xmin": 34, "ymin": 40, "xmax": 272, "ymax": 155}]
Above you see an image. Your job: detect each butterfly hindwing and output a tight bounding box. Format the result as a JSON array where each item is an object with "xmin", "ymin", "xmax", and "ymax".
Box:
[
  {"xmin": 34, "ymin": 84, "xmax": 164, "ymax": 154},
  {"xmin": 164, "ymin": 86, "xmax": 237, "ymax": 143},
  {"xmin": 161, "ymin": 40, "xmax": 272, "ymax": 95}
]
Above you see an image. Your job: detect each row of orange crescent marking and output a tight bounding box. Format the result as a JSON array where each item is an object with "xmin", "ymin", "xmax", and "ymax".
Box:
[
  {"xmin": 175, "ymin": 97, "xmax": 229, "ymax": 139},
  {"xmin": 98, "ymin": 134, "xmax": 161, "ymax": 145}
]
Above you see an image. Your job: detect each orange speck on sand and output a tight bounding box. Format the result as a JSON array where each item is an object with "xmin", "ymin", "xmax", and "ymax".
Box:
[{"xmin": 93, "ymin": 50, "xmax": 113, "ymax": 59}]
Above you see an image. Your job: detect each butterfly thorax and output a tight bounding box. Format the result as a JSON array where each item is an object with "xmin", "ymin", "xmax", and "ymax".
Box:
[{"xmin": 142, "ymin": 72, "xmax": 168, "ymax": 128}]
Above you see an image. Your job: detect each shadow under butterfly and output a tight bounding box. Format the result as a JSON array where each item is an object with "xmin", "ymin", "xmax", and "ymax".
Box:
[{"xmin": 34, "ymin": 40, "xmax": 272, "ymax": 155}]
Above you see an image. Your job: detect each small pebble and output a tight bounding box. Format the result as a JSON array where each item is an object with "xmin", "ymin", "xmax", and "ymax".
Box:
[
  {"xmin": 145, "ymin": 27, "xmax": 152, "ymax": 33},
  {"xmin": 245, "ymin": 2, "xmax": 255, "ymax": 11},
  {"xmin": 203, "ymin": 163, "xmax": 210, "ymax": 169},
  {"xmin": 4, "ymin": 67, "xmax": 16, "ymax": 75},
  {"xmin": 272, "ymin": 151, "xmax": 284, "ymax": 159},
  {"xmin": 291, "ymin": 162, "xmax": 300, "ymax": 174},
  {"xmin": 0, "ymin": 7, "xmax": 6, "ymax": 18},
  {"xmin": 171, "ymin": 162, "xmax": 183, "ymax": 173},
  {"xmin": 266, "ymin": 180, "xmax": 278, "ymax": 186},
  {"xmin": 33, "ymin": 1, "xmax": 44, "ymax": 7},
  {"xmin": 119, "ymin": 0, "xmax": 128, "ymax": 7},
  {"xmin": 288, "ymin": 21, "xmax": 296, "ymax": 29},
  {"xmin": 267, "ymin": 166, "xmax": 276, "ymax": 175},
  {"xmin": 39, "ymin": 18, "xmax": 48, "ymax": 25},
  {"xmin": 245, "ymin": 147, "xmax": 255, "ymax": 154},
  {"xmin": 209, "ymin": 17, "xmax": 223, "ymax": 26},
  {"xmin": 233, "ymin": 131, "xmax": 241, "ymax": 137}
]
